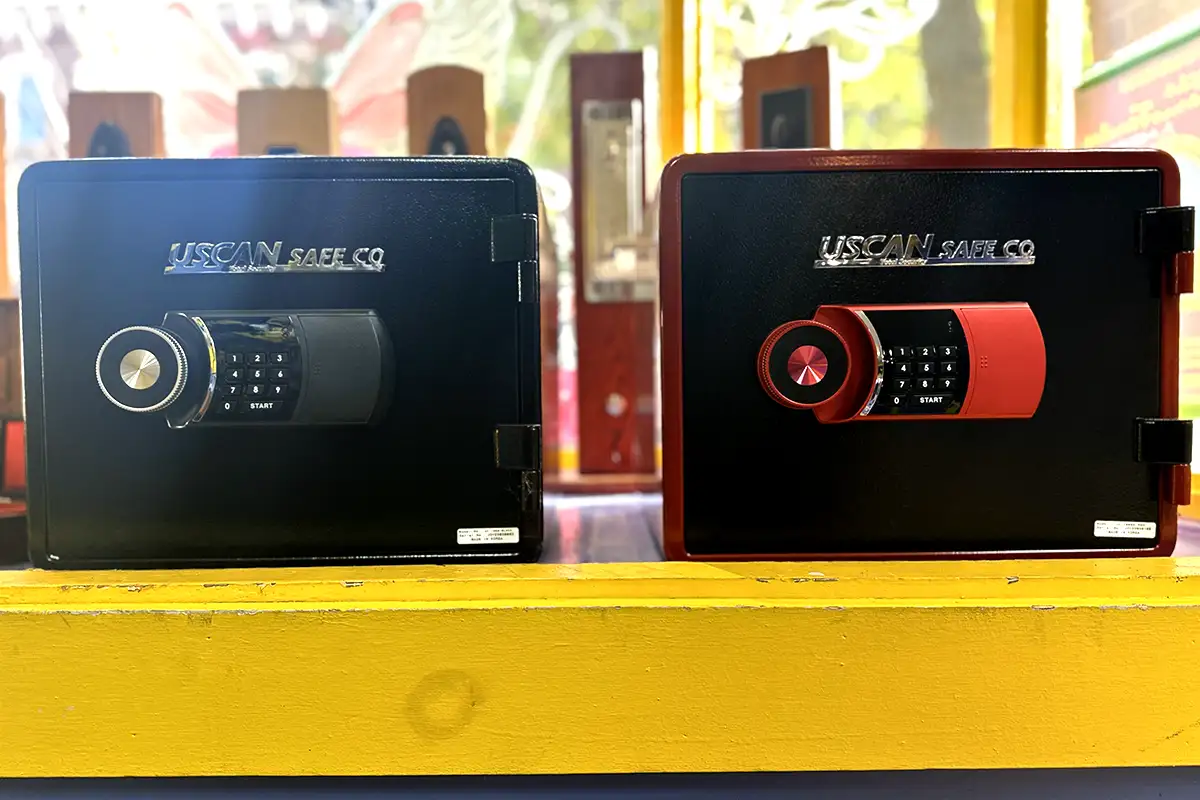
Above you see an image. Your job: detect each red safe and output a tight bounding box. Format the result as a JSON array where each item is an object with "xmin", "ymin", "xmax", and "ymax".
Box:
[{"xmin": 660, "ymin": 149, "xmax": 1194, "ymax": 560}]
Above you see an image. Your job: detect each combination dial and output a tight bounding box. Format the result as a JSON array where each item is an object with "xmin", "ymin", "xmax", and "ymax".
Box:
[{"xmin": 95, "ymin": 326, "xmax": 189, "ymax": 414}]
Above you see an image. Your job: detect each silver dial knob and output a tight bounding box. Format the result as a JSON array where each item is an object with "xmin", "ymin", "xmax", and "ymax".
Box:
[{"xmin": 96, "ymin": 326, "xmax": 188, "ymax": 413}]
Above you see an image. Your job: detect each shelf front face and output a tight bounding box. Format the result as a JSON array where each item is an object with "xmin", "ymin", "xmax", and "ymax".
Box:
[{"xmin": 3, "ymin": 559, "xmax": 1200, "ymax": 777}]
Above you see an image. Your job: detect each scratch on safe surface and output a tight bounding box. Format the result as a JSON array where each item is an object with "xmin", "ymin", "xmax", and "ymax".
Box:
[{"xmin": 1031, "ymin": 605, "xmax": 1056, "ymax": 611}]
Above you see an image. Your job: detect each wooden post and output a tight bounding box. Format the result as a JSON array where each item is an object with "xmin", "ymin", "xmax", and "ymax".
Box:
[
  {"xmin": 566, "ymin": 51, "xmax": 659, "ymax": 491},
  {"xmin": 68, "ymin": 92, "xmax": 165, "ymax": 158},
  {"xmin": 741, "ymin": 47, "xmax": 837, "ymax": 150},
  {"xmin": 406, "ymin": 67, "xmax": 487, "ymax": 156},
  {"xmin": 237, "ymin": 88, "xmax": 338, "ymax": 155},
  {"xmin": 539, "ymin": 191, "xmax": 561, "ymax": 478}
]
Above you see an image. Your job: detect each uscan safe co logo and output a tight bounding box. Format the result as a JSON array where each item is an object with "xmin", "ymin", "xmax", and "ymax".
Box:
[
  {"xmin": 815, "ymin": 233, "xmax": 1036, "ymax": 268},
  {"xmin": 165, "ymin": 240, "xmax": 387, "ymax": 273}
]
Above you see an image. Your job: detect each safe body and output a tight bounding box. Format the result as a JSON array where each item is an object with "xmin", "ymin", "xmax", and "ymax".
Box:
[
  {"xmin": 20, "ymin": 156, "xmax": 543, "ymax": 567},
  {"xmin": 660, "ymin": 149, "xmax": 1192, "ymax": 560}
]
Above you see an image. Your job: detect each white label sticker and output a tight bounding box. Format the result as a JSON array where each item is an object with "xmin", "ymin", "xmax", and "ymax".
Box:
[
  {"xmin": 457, "ymin": 527, "xmax": 520, "ymax": 545},
  {"xmin": 1093, "ymin": 520, "xmax": 1157, "ymax": 539}
]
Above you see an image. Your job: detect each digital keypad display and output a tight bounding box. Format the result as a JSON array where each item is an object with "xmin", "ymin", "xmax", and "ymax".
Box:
[
  {"xmin": 213, "ymin": 348, "xmax": 294, "ymax": 419},
  {"xmin": 864, "ymin": 309, "xmax": 969, "ymax": 417}
]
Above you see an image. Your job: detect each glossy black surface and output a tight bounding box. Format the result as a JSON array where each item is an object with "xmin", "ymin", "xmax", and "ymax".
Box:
[
  {"xmin": 679, "ymin": 167, "xmax": 1165, "ymax": 555},
  {"xmin": 864, "ymin": 309, "xmax": 968, "ymax": 416},
  {"xmin": 20, "ymin": 156, "xmax": 542, "ymax": 567}
]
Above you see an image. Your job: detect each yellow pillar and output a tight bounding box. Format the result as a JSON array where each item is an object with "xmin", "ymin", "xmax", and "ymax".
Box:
[
  {"xmin": 991, "ymin": 0, "xmax": 1049, "ymax": 147},
  {"xmin": 661, "ymin": 0, "xmax": 686, "ymax": 166}
]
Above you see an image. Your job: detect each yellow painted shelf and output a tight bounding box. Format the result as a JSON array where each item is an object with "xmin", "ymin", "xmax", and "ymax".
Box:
[{"xmin": 3, "ymin": 558, "xmax": 1200, "ymax": 777}]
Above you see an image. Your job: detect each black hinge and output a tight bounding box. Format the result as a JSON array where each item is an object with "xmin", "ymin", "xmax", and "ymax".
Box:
[
  {"xmin": 494, "ymin": 424, "xmax": 541, "ymax": 471},
  {"xmin": 1140, "ymin": 206, "xmax": 1195, "ymax": 295},
  {"xmin": 1135, "ymin": 417, "xmax": 1193, "ymax": 465},
  {"xmin": 491, "ymin": 214, "xmax": 538, "ymax": 303}
]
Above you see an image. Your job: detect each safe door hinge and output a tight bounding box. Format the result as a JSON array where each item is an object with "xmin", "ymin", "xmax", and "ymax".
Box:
[
  {"xmin": 495, "ymin": 424, "xmax": 541, "ymax": 471},
  {"xmin": 1140, "ymin": 206, "xmax": 1195, "ymax": 295},
  {"xmin": 1136, "ymin": 418, "xmax": 1193, "ymax": 506},
  {"xmin": 491, "ymin": 214, "xmax": 539, "ymax": 304}
]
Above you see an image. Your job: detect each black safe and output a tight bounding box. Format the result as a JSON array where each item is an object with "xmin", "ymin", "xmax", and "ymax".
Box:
[{"xmin": 19, "ymin": 156, "xmax": 543, "ymax": 568}]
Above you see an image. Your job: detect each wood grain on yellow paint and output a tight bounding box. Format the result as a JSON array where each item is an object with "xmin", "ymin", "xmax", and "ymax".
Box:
[{"xmin": 3, "ymin": 559, "xmax": 1200, "ymax": 777}]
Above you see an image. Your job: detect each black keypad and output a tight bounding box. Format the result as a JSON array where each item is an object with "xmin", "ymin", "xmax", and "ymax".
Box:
[
  {"xmin": 880, "ymin": 339, "xmax": 964, "ymax": 415},
  {"xmin": 248, "ymin": 353, "xmax": 267, "ymax": 366},
  {"xmin": 224, "ymin": 367, "xmax": 243, "ymax": 382},
  {"xmin": 269, "ymin": 352, "xmax": 288, "ymax": 364},
  {"xmin": 269, "ymin": 367, "xmax": 288, "ymax": 382},
  {"xmin": 225, "ymin": 352, "xmax": 243, "ymax": 365},
  {"xmin": 219, "ymin": 384, "xmax": 242, "ymax": 397},
  {"xmin": 249, "ymin": 367, "xmax": 267, "ymax": 381},
  {"xmin": 247, "ymin": 383, "xmax": 265, "ymax": 397}
]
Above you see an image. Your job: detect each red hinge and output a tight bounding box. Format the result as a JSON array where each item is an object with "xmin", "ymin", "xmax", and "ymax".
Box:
[
  {"xmin": 1170, "ymin": 251, "xmax": 1195, "ymax": 296},
  {"xmin": 1163, "ymin": 464, "xmax": 1193, "ymax": 506}
]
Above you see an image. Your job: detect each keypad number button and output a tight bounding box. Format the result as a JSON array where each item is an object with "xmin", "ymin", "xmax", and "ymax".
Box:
[
  {"xmin": 215, "ymin": 398, "xmax": 238, "ymax": 415},
  {"xmin": 916, "ymin": 377, "xmax": 936, "ymax": 392},
  {"xmin": 224, "ymin": 352, "xmax": 243, "ymax": 365},
  {"xmin": 224, "ymin": 368, "xmax": 243, "ymax": 383},
  {"xmin": 219, "ymin": 384, "xmax": 243, "ymax": 397},
  {"xmin": 269, "ymin": 367, "xmax": 288, "ymax": 382},
  {"xmin": 269, "ymin": 383, "xmax": 287, "ymax": 397},
  {"xmin": 249, "ymin": 367, "xmax": 267, "ymax": 381},
  {"xmin": 894, "ymin": 362, "xmax": 912, "ymax": 376},
  {"xmin": 917, "ymin": 361, "xmax": 935, "ymax": 375},
  {"xmin": 892, "ymin": 377, "xmax": 911, "ymax": 392},
  {"xmin": 941, "ymin": 361, "xmax": 957, "ymax": 375},
  {"xmin": 269, "ymin": 352, "xmax": 288, "ymax": 364},
  {"xmin": 886, "ymin": 395, "xmax": 906, "ymax": 409},
  {"xmin": 938, "ymin": 346, "xmax": 958, "ymax": 358},
  {"xmin": 939, "ymin": 377, "xmax": 956, "ymax": 391},
  {"xmin": 891, "ymin": 346, "xmax": 912, "ymax": 360},
  {"xmin": 915, "ymin": 346, "xmax": 936, "ymax": 358},
  {"xmin": 248, "ymin": 383, "xmax": 265, "ymax": 397},
  {"xmin": 248, "ymin": 353, "xmax": 267, "ymax": 365}
]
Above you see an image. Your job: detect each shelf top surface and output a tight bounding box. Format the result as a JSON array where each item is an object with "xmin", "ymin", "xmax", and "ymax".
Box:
[{"xmin": 3, "ymin": 557, "xmax": 1200, "ymax": 609}]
